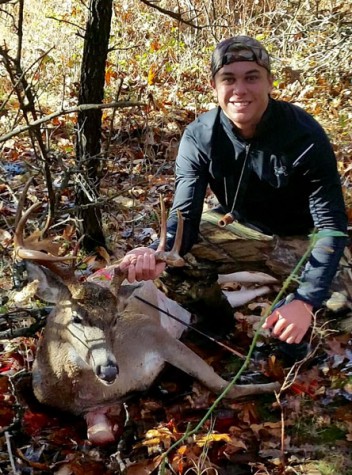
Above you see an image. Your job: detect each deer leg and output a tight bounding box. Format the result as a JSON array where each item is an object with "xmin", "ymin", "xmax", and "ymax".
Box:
[{"xmin": 157, "ymin": 333, "xmax": 280, "ymax": 398}]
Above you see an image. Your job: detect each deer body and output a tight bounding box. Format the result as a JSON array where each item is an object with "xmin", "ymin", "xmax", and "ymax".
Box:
[
  {"xmin": 15, "ymin": 194, "xmax": 278, "ymax": 445},
  {"xmin": 28, "ymin": 263, "xmax": 279, "ymax": 445}
]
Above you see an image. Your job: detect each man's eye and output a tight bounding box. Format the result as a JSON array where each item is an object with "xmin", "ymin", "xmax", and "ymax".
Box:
[{"xmin": 247, "ymin": 75, "xmax": 259, "ymax": 82}]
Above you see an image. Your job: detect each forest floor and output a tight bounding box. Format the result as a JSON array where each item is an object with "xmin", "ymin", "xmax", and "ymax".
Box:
[{"xmin": 0, "ymin": 104, "xmax": 352, "ymax": 474}]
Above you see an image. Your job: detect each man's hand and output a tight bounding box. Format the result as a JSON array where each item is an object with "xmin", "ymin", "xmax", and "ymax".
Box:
[
  {"xmin": 119, "ymin": 247, "xmax": 166, "ymax": 283},
  {"xmin": 262, "ymin": 299, "xmax": 313, "ymax": 344}
]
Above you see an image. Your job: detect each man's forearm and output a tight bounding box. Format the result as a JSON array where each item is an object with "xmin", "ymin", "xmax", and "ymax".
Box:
[{"xmin": 294, "ymin": 234, "xmax": 347, "ymax": 308}]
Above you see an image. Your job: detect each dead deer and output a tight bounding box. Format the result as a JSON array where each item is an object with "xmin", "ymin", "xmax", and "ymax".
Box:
[{"xmin": 15, "ymin": 198, "xmax": 280, "ymax": 445}]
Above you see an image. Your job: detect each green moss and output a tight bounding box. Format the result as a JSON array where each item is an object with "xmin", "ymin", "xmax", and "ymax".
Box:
[
  {"xmin": 291, "ymin": 419, "xmax": 346, "ymax": 445},
  {"xmin": 317, "ymin": 426, "xmax": 346, "ymax": 443},
  {"xmin": 316, "ymin": 456, "xmax": 352, "ymax": 475}
]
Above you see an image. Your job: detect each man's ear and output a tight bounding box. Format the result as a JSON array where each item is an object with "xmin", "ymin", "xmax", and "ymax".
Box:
[
  {"xmin": 268, "ymin": 73, "xmax": 274, "ymax": 93},
  {"xmin": 210, "ymin": 78, "xmax": 218, "ymax": 99}
]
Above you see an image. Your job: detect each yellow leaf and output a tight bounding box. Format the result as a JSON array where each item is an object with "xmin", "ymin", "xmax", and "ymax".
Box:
[
  {"xmin": 176, "ymin": 445, "xmax": 188, "ymax": 455},
  {"xmin": 148, "ymin": 67, "xmax": 156, "ymax": 86},
  {"xmin": 142, "ymin": 437, "xmax": 161, "ymax": 446},
  {"xmin": 145, "ymin": 427, "xmax": 173, "ymax": 439},
  {"xmin": 195, "ymin": 433, "xmax": 232, "ymax": 447}
]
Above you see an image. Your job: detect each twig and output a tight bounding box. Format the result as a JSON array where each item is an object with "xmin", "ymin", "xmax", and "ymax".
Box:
[
  {"xmin": 138, "ymin": 0, "xmax": 202, "ymax": 29},
  {"xmin": 273, "ymin": 310, "xmax": 334, "ymax": 468},
  {"xmin": 5, "ymin": 431, "xmax": 19, "ymax": 475},
  {"xmin": 0, "ymin": 101, "xmax": 144, "ymax": 143},
  {"xmin": 105, "ymin": 78, "xmax": 124, "ymax": 155},
  {"xmin": 0, "ymin": 319, "xmax": 47, "ymax": 339},
  {"xmin": 46, "ymin": 15, "xmax": 86, "ymax": 33},
  {"xmin": 278, "ymin": 313, "xmax": 322, "ymax": 394}
]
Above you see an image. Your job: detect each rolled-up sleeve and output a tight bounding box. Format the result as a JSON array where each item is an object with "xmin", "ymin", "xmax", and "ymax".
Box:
[{"xmin": 294, "ymin": 138, "xmax": 348, "ymax": 307}]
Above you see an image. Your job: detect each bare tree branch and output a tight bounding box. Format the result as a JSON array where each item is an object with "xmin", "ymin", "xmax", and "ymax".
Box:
[
  {"xmin": 139, "ymin": 0, "xmax": 202, "ymax": 29},
  {"xmin": 0, "ymin": 101, "xmax": 144, "ymax": 143},
  {"xmin": 46, "ymin": 15, "xmax": 86, "ymax": 33}
]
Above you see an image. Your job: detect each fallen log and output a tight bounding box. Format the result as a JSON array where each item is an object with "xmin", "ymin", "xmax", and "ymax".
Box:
[{"xmin": 191, "ymin": 209, "xmax": 310, "ymax": 277}]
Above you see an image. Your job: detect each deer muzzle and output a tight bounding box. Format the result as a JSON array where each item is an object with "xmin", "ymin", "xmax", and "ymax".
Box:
[{"xmin": 96, "ymin": 360, "xmax": 119, "ymax": 384}]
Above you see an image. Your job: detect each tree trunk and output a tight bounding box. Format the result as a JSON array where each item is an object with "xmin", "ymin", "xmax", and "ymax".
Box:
[{"xmin": 76, "ymin": 0, "xmax": 113, "ymax": 252}]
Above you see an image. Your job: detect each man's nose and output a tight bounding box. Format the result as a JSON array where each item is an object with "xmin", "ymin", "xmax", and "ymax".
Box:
[{"xmin": 232, "ymin": 81, "xmax": 246, "ymax": 94}]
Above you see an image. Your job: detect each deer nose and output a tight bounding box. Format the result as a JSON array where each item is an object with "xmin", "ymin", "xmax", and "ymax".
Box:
[{"xmin": 97, "ymin": 361, "xmax": 119, "ymax": 384}]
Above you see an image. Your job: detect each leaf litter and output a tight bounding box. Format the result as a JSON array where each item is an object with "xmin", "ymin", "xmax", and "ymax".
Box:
[
  {"xmin": 0, "ymin": 121, "xmax": 352, "ymax": 475},
  {"xmin": 0, "ymin": 11, "xmax": 352, "ymax": 472}
]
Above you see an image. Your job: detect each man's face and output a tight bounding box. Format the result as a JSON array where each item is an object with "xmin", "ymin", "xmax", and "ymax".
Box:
[{"xmin": 211, "ymin": 61, "xmax": 273, "ymax": 139}]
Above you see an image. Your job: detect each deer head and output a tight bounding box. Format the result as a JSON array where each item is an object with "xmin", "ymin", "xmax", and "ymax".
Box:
[
  {"xmin": 26, "ymin": 262, "xmax": 120, "ymax": 385},
  {"xmin": 14, "ymin": 191, "xmax": 186, "ymax": 392}
]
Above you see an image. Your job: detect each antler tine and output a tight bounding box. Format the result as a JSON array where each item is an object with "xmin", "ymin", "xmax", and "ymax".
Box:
[
  {"xmin": 14, "ymin": 201, "xmax": 41, "ymax": 258},
  {"xmin": 14, "ymin": 201, "xmax": 75, "ymax": 262},
  {"xmin": 14, "ymin": 177, "xmax": 34, "ymax": 228},
  {"xmin": 155, "ymin": 196, "xmax": 185, "ymax": 268},
  {"xmin": 156, "ymin": 195, "xmax": 167, "ymax": 253}
]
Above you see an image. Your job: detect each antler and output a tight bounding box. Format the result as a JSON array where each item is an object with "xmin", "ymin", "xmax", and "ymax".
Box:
[
  {"xmin": 89, "ymin": 197, "xmax": 186, "ymax": 297},
  {"xmin": 154, "ymin": 196, "xmax": 185, "ymax": 267},
  {"xmin": 14, "ymin": 201, "xmax": 75, "ymax": 262},
  {"xmin": 13, "ymin": 180, "xmax": 79, "ymax": 289},
  {"xmin": 18, "ymin": 189, "xmax": 186, "ymax": 300}
]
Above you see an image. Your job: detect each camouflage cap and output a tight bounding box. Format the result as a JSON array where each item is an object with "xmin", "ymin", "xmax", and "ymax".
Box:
[{"xmin": 211, "ymin": 35, "xmax": 271, "ymax": 77}]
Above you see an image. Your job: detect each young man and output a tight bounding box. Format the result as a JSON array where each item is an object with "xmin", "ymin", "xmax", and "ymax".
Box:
[{"xmin": 120, "ymin": 36, "xmax": 347, "ymax": 346}]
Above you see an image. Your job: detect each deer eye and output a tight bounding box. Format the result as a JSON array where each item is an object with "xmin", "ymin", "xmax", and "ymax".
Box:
[{"xmin": 72, "ymin": 311, "xmax": 83, "ymax": 324}]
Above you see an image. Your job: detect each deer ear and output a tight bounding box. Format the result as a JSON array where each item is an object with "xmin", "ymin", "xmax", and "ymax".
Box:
[{"xmin": 26, "ymin": 262, "xmax": 70, "ymax": 303}]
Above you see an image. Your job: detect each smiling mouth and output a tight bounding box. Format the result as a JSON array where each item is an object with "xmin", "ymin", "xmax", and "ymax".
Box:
[{"xmin": 230, "ymin": 101, "xmax": 251, "ymax": 107}]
